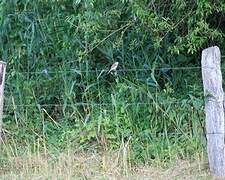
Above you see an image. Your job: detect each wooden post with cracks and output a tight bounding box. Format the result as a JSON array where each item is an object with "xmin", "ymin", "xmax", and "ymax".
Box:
[
  {"xmin": 0, "ymin": 61, "xmax": 6, "ymax": 143},
  {"xmin": 201, "ymin": 46, "xmax": 225, "ymax": 177}
]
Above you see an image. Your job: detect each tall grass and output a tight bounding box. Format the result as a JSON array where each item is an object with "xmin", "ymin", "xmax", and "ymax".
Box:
[{"xmin": 2, "ymin": 68, "xmax": 206, "ymax": 162}]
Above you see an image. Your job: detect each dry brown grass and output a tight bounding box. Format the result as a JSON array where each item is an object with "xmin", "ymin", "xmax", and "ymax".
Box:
[{"xmin": 0, "ymin": 149, "xmax": 212, "ymax": 180}]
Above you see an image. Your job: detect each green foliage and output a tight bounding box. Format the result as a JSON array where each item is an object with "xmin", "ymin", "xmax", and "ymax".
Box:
[{"xmin": 1, "ymin": 0, "xmax": 225, "ymax": 162}]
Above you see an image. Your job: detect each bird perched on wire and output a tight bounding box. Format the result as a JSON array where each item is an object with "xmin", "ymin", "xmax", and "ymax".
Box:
[{"xmin": 108, "ymin": 62, "xmax": 119, "ymax": 74}]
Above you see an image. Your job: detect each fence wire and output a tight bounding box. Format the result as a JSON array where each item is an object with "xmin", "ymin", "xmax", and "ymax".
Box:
[
  {"xmin": 12, "ymin": 66, "xmax": 203, "ymax": 75},
  {"xmin": 7, "ymin": 61, "xmax": 225, "ymax": 75},
  {"xmin": 2, "ymin": 100, "xmax": 203, "ymax": 108}
]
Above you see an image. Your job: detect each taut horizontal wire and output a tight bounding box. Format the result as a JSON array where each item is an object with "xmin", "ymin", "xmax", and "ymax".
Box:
[
  {"xmin": 1, "ymin": 128, "xmax": 204, "ymax": 136},
  {"xmin": 13, "ymin": 65, "xmax": 225, "ymax": 75},
  {"xmin": 3, "ymin": 101, "xmax": 203, "ymax": 108},
  {"xmin": 10, "ymin": 65, "xmax": 225, "ymax": 75},
  {"xmin": 12, "ymin": 66, "xmax": 203, "ymax": 75}
]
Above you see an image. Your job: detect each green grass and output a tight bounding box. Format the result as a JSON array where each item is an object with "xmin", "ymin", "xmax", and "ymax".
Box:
[{"xmin": 2, "ymin": 74, "xmax": 206, "ymax": 162}]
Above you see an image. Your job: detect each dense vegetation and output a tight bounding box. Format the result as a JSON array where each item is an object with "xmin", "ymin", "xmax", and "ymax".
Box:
[{"xmin": 1, "ymin": 0, "xmax": 225, "ymax": 163}]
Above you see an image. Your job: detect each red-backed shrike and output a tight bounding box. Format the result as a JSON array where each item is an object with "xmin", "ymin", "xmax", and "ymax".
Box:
[{"xmin": 108, "ymin": 62, "xmax": 119, "ymax": 74}]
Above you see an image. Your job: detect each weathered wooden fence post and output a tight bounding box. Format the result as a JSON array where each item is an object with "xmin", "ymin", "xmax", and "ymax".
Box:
[
  {"xmin": 201, "ymin": 46, "xmax": 225, "ymax": 177},
  {"xmin": 0, "ymin": 61, "xmax": 6, "ymax": 143}
]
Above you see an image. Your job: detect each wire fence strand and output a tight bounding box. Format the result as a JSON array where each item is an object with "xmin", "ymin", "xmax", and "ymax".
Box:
[
  {"xmin": 11, "ymin": 66, "xmax": 203, "ymax": 75},
  {"xmin": 2, "ymin": 100, "xmax": 203, "ymax": 108},
  {"xmin": 10, "ymin": 65, "xmax": 225, "ymax": 75}
]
